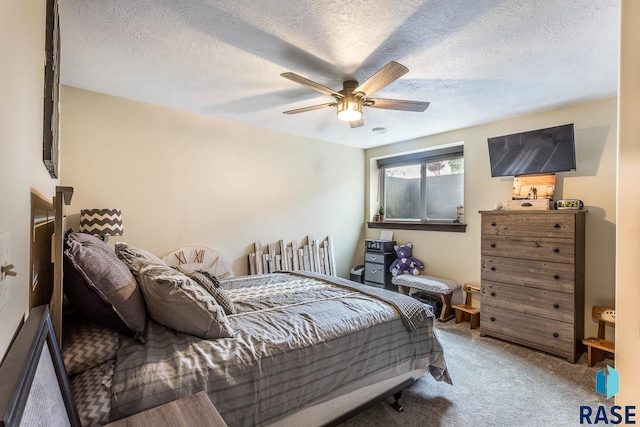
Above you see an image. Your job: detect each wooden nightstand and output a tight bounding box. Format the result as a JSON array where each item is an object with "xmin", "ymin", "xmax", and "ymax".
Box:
[{"xmin": 105, "ymin": 392, "xmax": 227, "ymax": 427}]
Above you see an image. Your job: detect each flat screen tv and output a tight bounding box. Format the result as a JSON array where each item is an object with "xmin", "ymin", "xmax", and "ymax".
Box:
[{"xmin": 487, "ymin": 124, "xmax": 576, "ymax": 177}]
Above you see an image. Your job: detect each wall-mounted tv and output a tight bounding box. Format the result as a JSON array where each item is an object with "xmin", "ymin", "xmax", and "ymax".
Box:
[{"xmin": 487, "ymin": 124, "xmax": 576, "ymax": 177}]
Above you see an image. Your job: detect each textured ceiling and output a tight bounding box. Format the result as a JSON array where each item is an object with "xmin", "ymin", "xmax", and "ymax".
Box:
[{"xmin": 59, "ymin": 0, "xmax": 619, "ymax": 149}]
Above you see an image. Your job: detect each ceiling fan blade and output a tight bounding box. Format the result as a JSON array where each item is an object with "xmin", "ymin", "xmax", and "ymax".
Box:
[
  {"xmin": 349, "ymin": 117, "xmax": 365, "ymax": 128},
  {"xmin": 281, "ymin": 72, "xmax": 343, "ymax": 98},
  {"xmin": 283, "ymin": 102, "xmax": 335, "ymax": 115},
  {"xmin": 353, "ymin": 61, "xmax": 409, "ymax": 97},
  {"xmin": 368, "ymin": 98, "xmax": 430, "ymax": 112}
]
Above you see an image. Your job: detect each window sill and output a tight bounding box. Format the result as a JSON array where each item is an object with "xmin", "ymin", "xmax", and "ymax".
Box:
[{"xmin": 367, "ymin": 221, "xmax": 466, "ymax": 232}]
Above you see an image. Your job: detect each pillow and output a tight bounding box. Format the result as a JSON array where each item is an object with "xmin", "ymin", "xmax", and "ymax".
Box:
[
  {"xmin": 70, "ymin": 361, "xmax": 114, "ymax": 427},
  {"xmin": 115, "ymin": 242, "xmax": 166, "ymax": 275},
  {"xmin": 177, "ymin": 268, "xmax": 236, "ymax": 315},
  {"xmin": 137, "ymin": 264, "xmax": 234, "ymax": 339},
  {"xmin": 63, "ymin": 232, "xmax": 146, "ymax": 338},
  {"xmin": 63, "ymin": 320, "xmax": 119, "ymax": 376}
]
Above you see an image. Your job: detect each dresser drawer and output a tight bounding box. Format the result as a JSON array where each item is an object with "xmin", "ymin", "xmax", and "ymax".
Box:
[
  {"xmin": 482, "ymin": 213, "xmax": 575, "ymax": 238},
  {"xmin": 481, "ymin": 305, "xmax": 574, "ymax": 353},
  {"xmin": 481, "ymin": 256, "xmax": 575, "ymax": 293},
  {"xmin": 481, "ymin": 281, "xmax": 574, "ymax": 323},
  {"xmin": 364, "ymin": 262, "xmax": 386, "ymax": 284},
  {"xmin": 365, "ymin": 252, "xmax": 387, "ymax": 263},
  {"xmin": 481, "ymin": 236, "xmax": 575, "ymax": 263}
]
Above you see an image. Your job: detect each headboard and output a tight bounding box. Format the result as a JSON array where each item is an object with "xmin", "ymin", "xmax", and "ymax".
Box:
[
  {"xmin": 30, "ymin": 186, "xmax": 73, "ymax": 345},
  {"xmin": 29, "ymin": 191, "xmax": 54, "ymax": 309}
]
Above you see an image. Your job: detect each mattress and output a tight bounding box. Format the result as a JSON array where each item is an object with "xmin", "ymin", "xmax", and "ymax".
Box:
[{"xmin": 109, "ymin": 273, "xmax": 450, "ymax": 426}]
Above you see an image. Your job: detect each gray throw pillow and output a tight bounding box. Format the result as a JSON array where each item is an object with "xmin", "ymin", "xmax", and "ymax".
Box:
[
  {"xmin": 64, "ymin": 232, "xmax": 146, "ymax": 338},
  {"xmin": 137, "ymin": 264, "xmax": 234, "ymax": 339}
]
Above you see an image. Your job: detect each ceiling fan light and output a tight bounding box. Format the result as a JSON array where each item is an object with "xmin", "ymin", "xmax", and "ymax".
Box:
[{"xmin": 336, "ymin": 100, "xmax": 363, "ymax": 122}]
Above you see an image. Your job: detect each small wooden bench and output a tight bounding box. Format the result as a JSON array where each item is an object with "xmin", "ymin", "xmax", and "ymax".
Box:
[
  {"xmin": 582, "ymin": 306, "xmax": 615, "ymax": 367},
  {"xmin": 452, "ymin": 284, "xmax": 481, "ymax": 329},
  {"xmin": 392, "ymin": 275, "xmax": 462, "ymax": 322}
]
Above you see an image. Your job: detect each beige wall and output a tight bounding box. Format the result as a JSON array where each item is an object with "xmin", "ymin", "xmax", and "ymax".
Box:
[
  {"xmin": 365, "ymin": 98, "xmax": 618, "ymax": 340},
  {"xmin": 0, "ymin": 0, "xmax": 58, "ymax": 359},
  {"xmin": 59, "ymin": 86, "xmax": 364, "ymax": 278},
  {"xmin": 615, "ymin": 0, "xmax": 640, "ymax": 406}
]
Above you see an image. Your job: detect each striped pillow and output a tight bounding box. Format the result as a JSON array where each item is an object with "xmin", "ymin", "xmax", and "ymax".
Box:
[{"xmin": 178, "ymin": 268, "xmax": 236, "ymax": 315}]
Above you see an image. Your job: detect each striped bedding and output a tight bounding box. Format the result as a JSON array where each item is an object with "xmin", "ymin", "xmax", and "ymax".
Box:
[{"xmin": 109, "ymin": 273, "xmax": 450, "ymax": 426}]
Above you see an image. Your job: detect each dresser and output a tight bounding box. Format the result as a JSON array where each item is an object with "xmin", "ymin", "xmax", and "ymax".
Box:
[
  {"xmin": 364, "ymin": 241, "xmax": 396, "ymax": 291},
  {"xmin": 479, "ymin": 210, "xmax": 586, "ymax": 363}
]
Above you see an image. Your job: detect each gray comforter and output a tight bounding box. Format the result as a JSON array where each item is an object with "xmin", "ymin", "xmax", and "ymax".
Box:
[{"xmin": 110, "ymin": 273, "xmax": 450, "ymax": 426}]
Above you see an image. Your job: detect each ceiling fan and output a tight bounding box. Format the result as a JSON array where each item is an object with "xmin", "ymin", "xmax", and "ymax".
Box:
[{"xmin": 280, "ymin": 61, "xmax": 429, "ymax": 128}]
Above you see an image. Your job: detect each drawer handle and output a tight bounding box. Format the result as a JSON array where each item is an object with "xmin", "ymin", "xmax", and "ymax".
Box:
[
  {"xmin": 491, "ymin": 222, "xmax": 496, "ymax": 227},
  {"xmin": 490, "ymin": 317, "xmax": 496, "ymax": 322},
  {"xmin": 553, "ymin": 304, "xmax": 559, "ymax": 309},
  {"xmin": 490, "ymin": 267, "xmax": 496, "ymax": 271},
  {"xmin": 490, "ymin": 292, "xmax": 496, "ymax": 297},
  {"xmin": 553, "ymin": 248, "xmax": 560, "ymax": 253},
  {"xmin": 370, "ymin": 256, "xmax": 378, "ymax": 261},
  {"xmin": 553, "ymin": 223, "xmax": 560, "ymax": 229},
  {"xmin": 553, "ymin": 333, "xmax": 559, "ymax": 338},
  {"xmin": 490, "ymin": 243, "xmax": 496, "ymax": 248},
  {"xmin": 553, "ymin": 274, "xmax": 560, "ymax": 280},
  {"xmin": 369, "ymin": 269, "xmax": 379, "ymax": 274}
]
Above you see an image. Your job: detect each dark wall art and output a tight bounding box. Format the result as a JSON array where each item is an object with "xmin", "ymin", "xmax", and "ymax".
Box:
[{"xmin": 43, "ymin": 0, "xmax": 60, "ymax": 179}]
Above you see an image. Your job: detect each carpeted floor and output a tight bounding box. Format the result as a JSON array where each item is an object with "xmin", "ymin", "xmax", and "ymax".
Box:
[{"xmin": 340, "ymin": 320, "xmax": 612, "ymax": 427}]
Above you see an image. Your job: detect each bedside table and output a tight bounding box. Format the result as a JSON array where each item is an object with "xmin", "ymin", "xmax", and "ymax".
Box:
[{"xmin": 105, "ymin": 391, "xmax": 227, "ymax": 427}]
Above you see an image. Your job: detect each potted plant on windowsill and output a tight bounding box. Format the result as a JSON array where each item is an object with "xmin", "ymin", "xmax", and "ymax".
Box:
[{"xmin": 378, "ymin": 206, "xmax": 385, "ymax": 222}]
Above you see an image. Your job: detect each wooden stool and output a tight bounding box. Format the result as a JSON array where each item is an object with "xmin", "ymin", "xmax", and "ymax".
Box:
[
  {"xmin": 452, "ymin": 284, "xmax": 481, "ymax": 329},
  {"xmin": 582, "ymin": 306, "xmax": 615, "ymax": 367}
]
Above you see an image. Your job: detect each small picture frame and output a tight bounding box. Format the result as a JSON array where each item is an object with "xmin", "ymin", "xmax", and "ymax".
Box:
[
  {"xmin": 512, "ymin": 173, "xmax": 556, "ymax": 200},
  {"xmin": 0, "ymin": 306, "xmax": 80, "ymax": 427}
]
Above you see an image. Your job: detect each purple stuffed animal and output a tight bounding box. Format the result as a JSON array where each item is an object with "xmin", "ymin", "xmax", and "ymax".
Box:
[{"xmin": 389, "ymin": 242, "xmax": 424, "ymax": 276}]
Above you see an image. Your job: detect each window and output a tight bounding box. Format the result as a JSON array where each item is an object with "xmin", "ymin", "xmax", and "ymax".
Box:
[{"xmin": 378, "ymin": 145, "xmax": 464, "ymax": 223}]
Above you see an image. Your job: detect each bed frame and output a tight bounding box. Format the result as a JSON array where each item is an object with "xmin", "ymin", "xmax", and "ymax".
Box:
[
  {"xmin": 29, "ymin": 186, "xmax": 73, "ymax": 345},
  {"xmin": 25, "ymin": 185, "xmax": 419, "ymax": 425}
]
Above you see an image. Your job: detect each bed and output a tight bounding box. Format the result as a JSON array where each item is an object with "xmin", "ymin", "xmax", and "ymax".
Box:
[{"xmin": 30, "ymin": 186, "xmax": 451, "ymax": 426}]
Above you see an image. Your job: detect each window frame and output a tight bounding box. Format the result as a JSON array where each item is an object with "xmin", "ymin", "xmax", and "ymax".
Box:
[{"xmin": 374, "ymin": 145, "xmax": 465, "ymax": 231}]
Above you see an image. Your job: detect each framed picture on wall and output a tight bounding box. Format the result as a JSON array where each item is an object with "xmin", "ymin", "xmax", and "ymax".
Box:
[
  {"xmin": 43, "ymin": 0, "xmax": 60, "ymax": 179},
  {"xmin": 0, "ymin": 306, "xmax": 80, "ymax": 427}
]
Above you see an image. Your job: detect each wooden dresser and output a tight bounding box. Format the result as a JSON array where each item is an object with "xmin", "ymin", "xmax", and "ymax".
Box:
[{"xmin": 479, "ymin": 210, "xmax": 586, "ymax": 363}]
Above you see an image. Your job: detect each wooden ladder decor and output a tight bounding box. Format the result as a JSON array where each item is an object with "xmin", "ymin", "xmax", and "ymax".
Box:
[
  {"xmin": 582, "ymin": 306, "xmax": 615, "ymax": 367},
  {"xmin": 248, "ymin": 235, "xmax": 337, "ymax": 276}
]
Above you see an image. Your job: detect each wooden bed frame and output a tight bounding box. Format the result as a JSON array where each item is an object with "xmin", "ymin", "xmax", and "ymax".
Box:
[
  {"xmin": 29, "ymin": 186, "xmax": 73, "ymax": 345},
  {"xmin": 24, "ymin": 185, "xmax": 423, "ymax": 425}
]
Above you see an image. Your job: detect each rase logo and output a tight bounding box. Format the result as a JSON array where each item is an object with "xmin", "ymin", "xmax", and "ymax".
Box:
[
  {"xmin": 597, "ymin": 365, "xmax": 620, "ymax": 399},
  {"xmin": 579, "ymin": 366, "xmax": 636, "ymax": 425}
]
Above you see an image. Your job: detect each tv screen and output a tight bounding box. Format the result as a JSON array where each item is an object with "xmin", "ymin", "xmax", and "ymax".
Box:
[{"xmin": 487, "ymin": 124, "xmax": 576, "ymax": 177}]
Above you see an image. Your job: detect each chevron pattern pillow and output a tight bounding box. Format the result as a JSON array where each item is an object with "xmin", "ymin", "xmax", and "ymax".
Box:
[
  {"xmin": 63, "ymin": 321, "xmax": 119, "ymax": 376},
  {"xmin": 178, "ymin": 268, "xmax": 236, "ymax": 315},
  {"xmin": 70, "ymin": 361, "xmax": 113, "ymax": 427}
]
